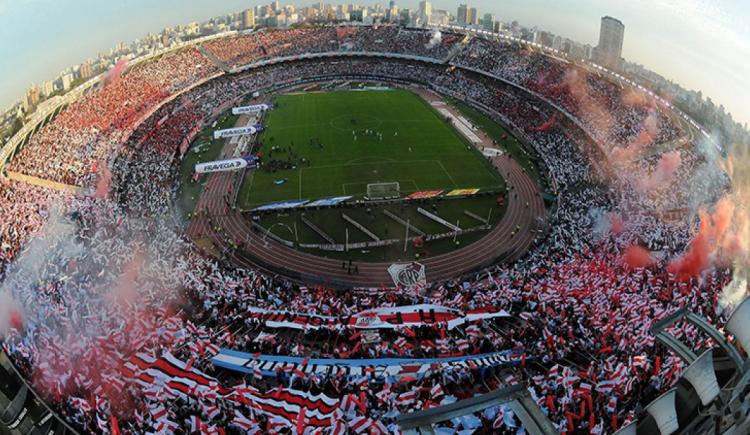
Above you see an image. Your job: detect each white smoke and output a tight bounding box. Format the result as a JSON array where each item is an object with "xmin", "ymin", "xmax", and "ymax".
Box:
[
  {"xmin": 426, "ymin": 29, "xmax": 442, "ymax": 49},
  {"xmin": 0, "ymin": 292, "xmax": 23, "ymax": 337},
  {"xmin": 589, "ymin": 207, "xmax": 612, "ymax": 241},
  {"xmin": 0, "ymin": 202, "xmax": 79, "ymax": 338},
  {"xmin": 0, "ymin": 193, "xmax": 191, "ymax": 410},
  {"xmin": 714, "ymin": 134, "xmax": 750, "ymax": 314}
]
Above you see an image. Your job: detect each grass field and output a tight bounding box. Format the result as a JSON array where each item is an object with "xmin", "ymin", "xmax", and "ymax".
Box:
[
  {"xmin": 448, "ymin": 99, "xmax": 546, "ymax": 189},
  {"xmin": 239, "ymin": 89, "xmax": 505, "ymax": 209}
]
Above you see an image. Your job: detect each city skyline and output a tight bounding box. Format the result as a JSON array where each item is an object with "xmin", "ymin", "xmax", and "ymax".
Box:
[{"xmin": 0, "ymin": 0, "xmax": 747, "ymax": 126}]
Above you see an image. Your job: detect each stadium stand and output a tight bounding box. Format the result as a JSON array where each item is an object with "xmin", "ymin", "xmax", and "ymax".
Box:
[{"xmin": 0, "ymin": 26, "xmax": 741, "ymax": 435}]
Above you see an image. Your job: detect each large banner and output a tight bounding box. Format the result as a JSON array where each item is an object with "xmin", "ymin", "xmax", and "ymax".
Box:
[
  {"xmin": 121, "ymin": 352, "xmax": 346, "ymax": 431},
  {"xmin": 245, "ymin": 303, "xmax": 510, "ymax": 331},
  {"xmin": 305, "ymin": 196, "xmax": 352, "ymax": 207},
  {"xmin": 253, "ymin": 199, "xmax": 309, "ymax": 212},
  {"xmin": 232, "ymin": 103, "xmax": 274, "ymax": 115},
  {"xmin": 445, "ymin": 188, "xmax": 480, "ymax": 197},
  {"xmin": 213, "ymin": 349, "xmax": 525, "ymax": 382},
  {"xmin": 213, "ymin": 124, "xmax": 264, "ymax": 139},
  {"xmin": 195, "ymin": 155, "xmax": 258, "ymax": 174},
  {"xmin": 406, "ymin": 190, "xmax": 443, "ymax": 200}
]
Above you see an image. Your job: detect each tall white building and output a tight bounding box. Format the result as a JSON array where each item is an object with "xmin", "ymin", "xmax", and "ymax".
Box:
[
  {"xmin": 242, "ymin": 9, "xmax": 256, "ymax": 29},
  {"xmin": 467, "ymin": 7, "xmax": 477, "ymax": 25},
  {"xmin": 387, "ymin": 0, "xmax": 399, "ymax": 23},
  {"xmin": 418, "ymin": 0, "xmax": 432, "ymax": 25},
  {"xmin": 42, "ymin": 80, "xmax": 55, "ymax": 97},
  {"xmin": 594, "ymin": 16, "xmax": 624, "ymax": 70}
]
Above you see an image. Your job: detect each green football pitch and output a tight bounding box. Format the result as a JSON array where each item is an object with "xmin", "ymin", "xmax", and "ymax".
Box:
[{"xmin": 239, "ymin": 89, "xmax": 505, "ymax": 209}]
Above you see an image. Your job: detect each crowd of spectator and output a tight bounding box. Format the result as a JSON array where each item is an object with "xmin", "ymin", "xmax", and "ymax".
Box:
[
  {"xmin": 7, "ymin": 47, "xmax": 219, "ymax": 187},
  {"xmin": 0, "ymin": 27, "xmax": 741, "ymax": 435},
  {"xmin": 338, "ymin": 26, "xmax": 462, "ymax": 59},
  {"xmin": 453, "ymin": 38, "xmax": 681, "ymax": 151},
  {"xmin": 202, "ymin": 25, "xmax": 463, "ymax": 70},
  {"xmin": 204, "ymin": 27, "xmax": 340, "ymax": 68}
]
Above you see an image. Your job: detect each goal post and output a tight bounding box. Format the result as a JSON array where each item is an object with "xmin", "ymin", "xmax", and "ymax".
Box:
[{"xmin": 366, "ymin": 182, "xmax": 400, "ymax": 200}]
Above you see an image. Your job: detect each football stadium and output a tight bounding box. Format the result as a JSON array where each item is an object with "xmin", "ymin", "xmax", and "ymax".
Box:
[{"xmin": 0, "ymin": 7, "xmax": 749, "ymax": 435}]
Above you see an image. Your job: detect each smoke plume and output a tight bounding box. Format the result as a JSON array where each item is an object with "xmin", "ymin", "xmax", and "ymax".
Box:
[
  {"xmin": 426, "ymin": 29, "xmax": 442, "ymax": 49},
  {"xmin": 622, "ymin": 245, "xmax": 654, "ymax": 270},
  {"xmin": 715, "ymin": 139, "xmax": 750, "ymax": 313},
  {"xmin": 105, "ymin": 58, "xmax": 128, "ymax": 86},
  {"xmin": 640, "ymin": 151, "xmax": 682, "ymax": 191}
]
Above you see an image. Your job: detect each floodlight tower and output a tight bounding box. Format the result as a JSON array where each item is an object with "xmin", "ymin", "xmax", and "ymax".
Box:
[{"xmin": 615, "ymin": 297, "xmax": 750, "ymax": 434}]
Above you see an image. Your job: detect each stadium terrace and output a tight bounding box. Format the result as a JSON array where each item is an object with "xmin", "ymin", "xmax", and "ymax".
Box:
[{"xmin": 0, "ymin": 23, "xmax": 746, "ymax": 435}]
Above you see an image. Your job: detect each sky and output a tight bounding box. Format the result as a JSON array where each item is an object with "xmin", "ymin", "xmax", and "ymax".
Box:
[{"xmin": 0, "ymin": 0, "xmax": 748, "ymax": 125}]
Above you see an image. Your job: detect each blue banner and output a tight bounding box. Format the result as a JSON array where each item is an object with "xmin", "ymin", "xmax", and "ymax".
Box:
[
  {"xmin": 213, "ymin": 348, "xmax": 525, "ymax": 381},
  {"xmin": 305, "ymin": 196, "xmax": 352, "ymax": 207},
  {"xmin": 253, "ymin": 199, "xmax": 309, "ymax": 211}
]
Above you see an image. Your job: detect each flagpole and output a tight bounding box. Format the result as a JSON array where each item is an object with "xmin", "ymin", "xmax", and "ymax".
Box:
[{"xmin": 403, "ymin": 218, "xmax": 410, "ymax": 253}]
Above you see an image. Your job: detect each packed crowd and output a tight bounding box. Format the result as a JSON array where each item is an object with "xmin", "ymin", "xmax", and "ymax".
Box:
[
  {"xmin": 0, "ymin": 178, "xmax": 70, "ymax": 280},
  {"xmin": 204, "ymin": 27, "xmax": 340, "ymax": 68},
  {"xmin": 7, "ymin": 47, "xmax": 219, "ymax": 187},
  {"xmin": 338, "ymin": 26, "xmax": 462, "ymax": 60},
  {"xmin": 453, "ymin": 38, "xmax": 682, "ymax": 150},
  {"xmin": 0, "ymin": 27, "xmax": 740, "ymax": 435},
  {"xmin": 202, "ymin": 25, "xmax": 462, "ymax": 70}
]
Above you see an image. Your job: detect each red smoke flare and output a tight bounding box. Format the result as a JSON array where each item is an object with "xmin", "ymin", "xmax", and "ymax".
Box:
[
  {"xmin": 609, "ymin": 213, "xmax": 624, "ymax": 235},
  {"xmin": 622, "ymin": 245, "xmax": 654, "ymax": 270},
  {"xmin": 9, "ymin": 310, "xmax": 23, "ymax": 330},
  {"xmin": 668, "ymin": 212, "xmax": 712, "ymax": 279}
]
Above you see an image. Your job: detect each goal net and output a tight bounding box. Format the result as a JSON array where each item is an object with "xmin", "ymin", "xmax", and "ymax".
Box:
[{"xmin": 366, "ymin": 182, "xmax": 400, "ymax": 200}]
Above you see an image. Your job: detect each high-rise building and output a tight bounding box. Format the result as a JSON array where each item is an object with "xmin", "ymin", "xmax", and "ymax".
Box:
[
  {"xmin": 418, "ymin": 0, "xmax": 432, "ymax": 25},
  {"xmin": 431, "ymin": 9, "xmax": 449, "ymax": 26},
  {"xmin": 536, "ymin": 31, "xmax": 553, "ymax": 47},
  {"xmin": 467, "ymin": 7, "xmax": 478, "ymax": 25},
  {"xmin": 41, "ymin": 80, "xmax": 55, "ymax": 97},
  {"xmin": 456, "ymin": 4, "xmax": 468, "ymax": 25},
  {"xmin": 482, "ymin": 13, "xmax": 495, "ymax": 31},
  {"xmin": 387, "ymin": 1, "xmax": 399, "ymax": 23},
  {"xmin": 79, "ymin": 61, "xmax": 93, "ymax": 80},
  {"xmin": 399, "ymin": 8, "xmax": 411, "ymax": 26},
  {"xmin": 594, "ymin": 16, "xmax": 624, "ymax": 70},
  {"xmin": 61, "ymin": 73, "xmax": 74, "ymax": 91},
  {"xmin": 242, "ymin": 9, "xmax": 256, "ymax": 29},
  {"xmin": 24, "ymin": 85, "xmax": 40, "ymax": 111},
  {"xmin": 350, "ymin": 8, "xmax": 367, "ymax": 22},
  {"xmin": 418, "ymin": 0, "xmax": 432, "ymax": 24}
]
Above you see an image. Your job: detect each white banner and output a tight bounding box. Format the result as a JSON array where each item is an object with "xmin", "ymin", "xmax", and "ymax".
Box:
[
  {"xmin": 195, "ymin": 156, "xmax": 258, "ymax": 174},
  {"xmin": 213, "ymin": 125, "xmax": 263, "ymax": 139},
  {"xmin": 232, "ymin": 103, "xmax": 273, "ymax": 115}
]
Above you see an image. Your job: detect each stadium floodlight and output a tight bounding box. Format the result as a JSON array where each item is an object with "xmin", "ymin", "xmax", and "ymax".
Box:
[
  {"xmin": 645, "ymin": 388, "xmax": 679, "ymax": 435},
  {"xmin": 726, "ymin": 297, "xmax": 750, "ymax": 355},
  {"xmin": 682, "ymin": 349, "xmax": 720, "ymax": 406}
]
